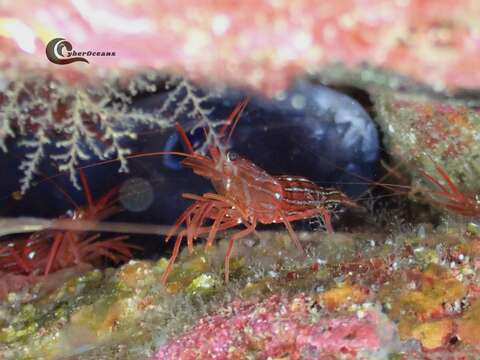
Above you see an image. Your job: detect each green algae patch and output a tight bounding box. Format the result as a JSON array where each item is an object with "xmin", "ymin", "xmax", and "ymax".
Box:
[
  {"xmin": 186, "ymin": 274, "xmax": 219, "ymax": 297},
  {"xmin": 164, "ymin": 252, "xmax": 213, "ymax": 294},
  {"xmin": 0, "ymin": 321, "xmax": 38, "ymax": 344},
  {"xmin": 0, "ymin": 265, "xmax": 151, "ymax": 359}
]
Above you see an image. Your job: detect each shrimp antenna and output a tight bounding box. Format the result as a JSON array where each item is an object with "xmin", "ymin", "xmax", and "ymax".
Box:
[
  {"xmin": 226, "ymin": 97, "xmax": 250, "ymax": 144},
  {"xmin": 79, "ymin": 168, "xmax": 94, "ymax": 209},
  {"xmin": 175, "ymin": 123, "xmax": 195, "ymax": 154},
  {"xmin": 219, "ymin": 97, "xmax": 250, "ymax": 143},
  {"xmin": 1, "ymin": 151, "xmax": 80, "ymax": 209}
]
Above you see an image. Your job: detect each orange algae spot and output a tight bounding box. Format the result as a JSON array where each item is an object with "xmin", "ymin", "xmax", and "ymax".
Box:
[
  {"xmin": 410, "ymin": 318, "xmax": 453, "ymax": 351},
  {"xmin": 460, "ymin": 238, "xmax": 480, "ymax": 258},
  {"xmin": 165, "ymin": 281, "xmax": 184, "ymax": 294},
  {"xmin": 12, "ymin": 190, "xmax": 23, "ymax": 200},
  {"xmin": 116, "ymin": 261, "xmax": 152, "ymax": 289},
  {"xmin": 101, "ymin": 301, "xmax": 122, "ymax": 331},
  {"xmin": 456, "ymin": 299, "xmax": 480, "ymax": 347},
  {"xmin": 318, "ymin": 283, "xmax": 369, "ymax": 311},
  {"xmin": 381, "ymin": 263, "xmax": 466, "ymax": 348},
  {"xmin": 390, "ymin": 264, "xmax": 466, "ymax": 321},
  {"xmin": 447, "ymin": 109, "xmax": 470, "ymax": 127}
]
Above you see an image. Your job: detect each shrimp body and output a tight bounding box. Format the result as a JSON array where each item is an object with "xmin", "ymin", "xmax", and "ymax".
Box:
[
  {"xmin": 161, "ymin": 100, "xmax": 359, "ymax": 284},
  {"xmin": 277, "ymin": 175, "xmax": 357, "ymax": 213},
  {"xmin": 183, "ymin": 153, "xmax": 284, "ymax": 224}
]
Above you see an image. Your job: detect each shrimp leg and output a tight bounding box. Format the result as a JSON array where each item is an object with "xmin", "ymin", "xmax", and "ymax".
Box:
[
  {"xmin": 284, "ymin": 208, "xmax": 334, "ymax": 233},
  {"xmin": 224, "ymin": 219, "xmax": 256, "ymax": 283},
  {"xmin": 279, "ymin": 213, "xmax": 304, "ymax": 254},
  {"xmin": 44, "ymin": 233, "xmax": 64, "ymax": 275}
]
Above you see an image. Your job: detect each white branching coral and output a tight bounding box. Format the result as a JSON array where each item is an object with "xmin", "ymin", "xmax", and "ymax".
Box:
[
  {"xmin": 0, "ymin": 72, "xmax": 215, "ymax": 193},
  {"xmin": 158, "ymin": 75, "xmax": 236, "ymax": 156}
]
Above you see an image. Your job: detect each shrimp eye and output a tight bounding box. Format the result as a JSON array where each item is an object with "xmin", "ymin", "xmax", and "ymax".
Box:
[{"xmin": 227, "ymin": 151, "xmax": 239, "ymax": 161}]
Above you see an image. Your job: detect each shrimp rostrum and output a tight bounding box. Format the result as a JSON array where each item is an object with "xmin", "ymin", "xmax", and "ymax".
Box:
[{"xmin": 161, "ymin": 100, "xmax": 359, "ymax": 284}]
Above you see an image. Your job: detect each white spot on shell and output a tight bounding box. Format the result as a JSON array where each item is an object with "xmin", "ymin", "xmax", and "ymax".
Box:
[
  {"xmin": 291, "ymin": 94, "xmax": 306, "ymax": 109},
  {"xmin": 119, "ymin": 177, "xmax": 154, "ymax": 212}
]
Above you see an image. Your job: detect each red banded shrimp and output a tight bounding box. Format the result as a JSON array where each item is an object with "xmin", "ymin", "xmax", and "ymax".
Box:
[{"xmin": 157, "ymin": 99, "xmax": 361, "ymax": 284}]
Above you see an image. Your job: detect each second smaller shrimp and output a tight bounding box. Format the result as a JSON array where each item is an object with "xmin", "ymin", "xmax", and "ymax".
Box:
[
  {"xmin": 415, "ymin": 158, "xmax": 480, "ymax": 217},
  {"xmin": 0, "ymin": 169, "xmax": 138, "ymax": 277}
]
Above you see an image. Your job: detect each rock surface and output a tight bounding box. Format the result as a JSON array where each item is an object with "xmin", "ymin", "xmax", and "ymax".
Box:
[{"xmin": 2, "ymin": 223, "xmax": 480, "ymax": 359}]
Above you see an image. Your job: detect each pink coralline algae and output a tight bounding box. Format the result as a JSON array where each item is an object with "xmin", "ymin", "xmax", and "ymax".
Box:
[
  {"xmin": 1, "ymin": 1, "xmax": 480, "ymax": 94},
  {"xmin": 153, "ymin": 293, "xmax": 399, "ymax": 359}
]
